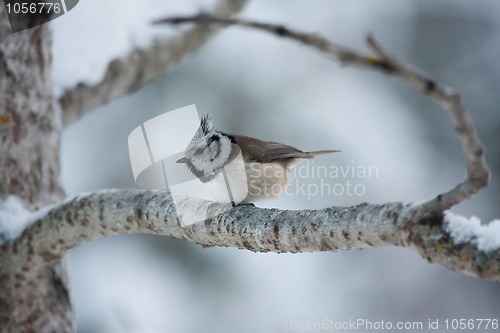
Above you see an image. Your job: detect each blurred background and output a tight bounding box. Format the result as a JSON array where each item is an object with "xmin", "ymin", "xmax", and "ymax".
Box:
[{"xmin": 52, "ymin": 0, "xmax": 500, "ymax": 332}]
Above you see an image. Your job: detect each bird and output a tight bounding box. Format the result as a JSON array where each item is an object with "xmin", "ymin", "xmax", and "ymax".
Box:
[{"xmin": 177, "ymin": 114, "xmax": 339, "ymax": 205}]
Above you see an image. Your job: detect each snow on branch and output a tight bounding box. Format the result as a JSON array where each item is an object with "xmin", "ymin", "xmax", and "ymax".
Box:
[
  {"xmin": 153, "ymin": 14, "xmax": 490, "ymax": 216},
  {"xmin": 445, "ymin": 211, "xmax": 500, "ymax": 253},
  {"xmin": 0, "ymin": 196, "xmax": 33, "ymax": 244},
  {"xmin": 58, "ymin": 0, "xmax": 247, "ymax": 127}
]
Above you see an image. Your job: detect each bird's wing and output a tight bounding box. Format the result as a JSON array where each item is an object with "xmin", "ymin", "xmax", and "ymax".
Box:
[{"xmin": 225, "ymin": 133, "xmax": 337, "ymax": 162}]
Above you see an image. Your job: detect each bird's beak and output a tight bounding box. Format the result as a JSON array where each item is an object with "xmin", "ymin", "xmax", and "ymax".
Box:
[{"xmin": 176, "ymin": 157, "xmax": 187, "ymax": 164}]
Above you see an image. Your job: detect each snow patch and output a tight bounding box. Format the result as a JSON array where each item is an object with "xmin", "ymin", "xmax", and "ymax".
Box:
[
  {"xmin": 0, "ymin": 196, "xmax": 34, "ymax": 244},
  {"xmin": 0, "ymin": 196, "xmax": 57, "ymax": 245},
  {"xmin": 445, "ymin": 211, "xmax": 500, "ymax": 252}
]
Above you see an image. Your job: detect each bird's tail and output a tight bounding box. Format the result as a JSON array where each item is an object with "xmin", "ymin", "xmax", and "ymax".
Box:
[{"xmin": 306, "ymin": 150, "xmax": 341, "ymax": 157}]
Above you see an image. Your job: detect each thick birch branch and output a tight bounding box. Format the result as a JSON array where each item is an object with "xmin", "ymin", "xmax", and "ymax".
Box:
[
  {"xmin": 14, "ymin": 190, "xmax": 500, "ymax": 282},
  {"xmin": 154, "ymin": 14, "xmax": 490, "ymax": 216},
  {"xmin": 58, "ymin": 0, "xmax": 247, "ymax": 126}
]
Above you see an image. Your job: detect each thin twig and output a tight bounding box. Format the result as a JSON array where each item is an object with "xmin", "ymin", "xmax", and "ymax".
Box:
[{"xmin": 154, "ymin": 14, "xmax": 490, "ymax": 215}]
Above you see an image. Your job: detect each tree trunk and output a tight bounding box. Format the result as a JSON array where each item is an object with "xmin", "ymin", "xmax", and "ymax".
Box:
[{"xmin": 0, "ymin": 7, "xmax": 75, "ymax": 333}]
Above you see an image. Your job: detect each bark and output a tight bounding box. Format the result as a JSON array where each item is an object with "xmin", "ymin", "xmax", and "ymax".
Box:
[{"xmin": 0, "ymin": 5, "xmax": 74, "ymax": 333}]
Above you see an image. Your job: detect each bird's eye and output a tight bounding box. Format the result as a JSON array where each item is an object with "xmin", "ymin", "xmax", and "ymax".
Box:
[
  {"xmin": 209, "ymin": 134, "xmax": 220, "ymax": 143},
  {"xmin": 195, "ymin": 148, "xmax": 205, "ymax": 155}
]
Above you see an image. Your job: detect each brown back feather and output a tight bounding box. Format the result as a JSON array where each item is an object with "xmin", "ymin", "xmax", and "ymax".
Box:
[{"xmin": 224, "ymin": 133, "xmax": 339, "ymax": 163}]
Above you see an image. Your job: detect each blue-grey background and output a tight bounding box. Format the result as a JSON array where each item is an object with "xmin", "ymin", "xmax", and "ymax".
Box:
[{"xmin": 56, "ymin": 1, "xmax": 500, "ymax": 332}]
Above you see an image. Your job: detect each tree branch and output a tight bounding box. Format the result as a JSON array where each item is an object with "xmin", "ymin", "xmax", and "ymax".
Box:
[
  {"xmin": 153, "ymin": 14, "xmax": 490, "ymax": 216},
  {"xmin": 58, "ymin": 1, "xmax": 248, "ymax": 127},
  {"xmin": 13, "ymin": 190, "xmax": 500, "ymax": 282}
]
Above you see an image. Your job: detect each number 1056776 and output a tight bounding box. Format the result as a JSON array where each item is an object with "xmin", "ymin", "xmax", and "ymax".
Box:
[
  {"xmin": 444, "ymin": 318, "xmax": 499, "ymax": 330},
  {"xmin": 5, "ymin": 2, "xmax": 62, "ymax": 14}
]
